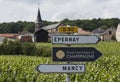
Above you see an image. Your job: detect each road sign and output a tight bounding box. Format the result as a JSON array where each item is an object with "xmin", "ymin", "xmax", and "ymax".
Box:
[
  {"xmin": 36, "ymin": 64, "xmax": 85, "ymax": 73},
  {"xmin": 52, "ymin": 47, "xmax": 102, "ymax": 62},
  {"xmin": 52, "ymin": 35, "xmax": 101, "ymax": 44},
  {"xmin": 58, "ymin": 26, "xmax": 78, "ymax": 33}
]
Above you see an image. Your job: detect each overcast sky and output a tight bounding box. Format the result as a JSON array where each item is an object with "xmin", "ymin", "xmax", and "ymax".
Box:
[{"xmin": 0, "ymin": 0, "xmax": 120, "ymax": 23}]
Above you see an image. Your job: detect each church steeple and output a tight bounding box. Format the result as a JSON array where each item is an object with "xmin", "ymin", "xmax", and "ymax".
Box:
[
  {"xmin": 36, "ymin": 8, "xmax": 42, "ymax": 23},
  {"xmin": 35, "ymin": 6, "xmax": 44, "ymax": 31}
]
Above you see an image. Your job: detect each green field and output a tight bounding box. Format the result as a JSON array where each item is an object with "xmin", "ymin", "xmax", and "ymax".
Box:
[{"xmin": 0, "ymin": 42, "xmax": 120, "ymax": 82}]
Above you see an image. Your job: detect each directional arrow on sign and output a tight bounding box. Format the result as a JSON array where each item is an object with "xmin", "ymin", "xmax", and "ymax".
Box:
[
  {"xmin": 36, "ymin": 64, "xmax": 85, "ymax": 73},
  {"xmin": 52, "ymin": 47, "xmax": 102, "ymax": 62},
  {"xmin": 52, "ymin": 35, "xmax": 101, "ymax": 44}
]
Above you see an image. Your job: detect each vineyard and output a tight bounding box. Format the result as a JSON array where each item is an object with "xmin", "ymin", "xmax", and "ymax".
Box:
[{"xmin": 0, "ymin": 42, "xmax": 120, "ymax": 82}]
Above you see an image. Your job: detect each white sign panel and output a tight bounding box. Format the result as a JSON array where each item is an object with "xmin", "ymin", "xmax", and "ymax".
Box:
[
  {"xmin": 52, "ymin": 35, "xmax": 101, "ymax": 44},
  {"xmin": 37, "ymin": 64, "xmax": 85, "ymax": 73}
]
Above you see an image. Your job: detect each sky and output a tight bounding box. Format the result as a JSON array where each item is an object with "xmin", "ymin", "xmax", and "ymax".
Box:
[{"xmin": 0, "ymin": 0, "xmax": 120, "ymax": 23}]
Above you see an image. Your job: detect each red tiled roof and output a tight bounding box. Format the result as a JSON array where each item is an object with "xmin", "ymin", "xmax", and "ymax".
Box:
[
  {"xmin": 78, "ymin": 28, "xmax": 91, "ymax": 35},
  {"xmin": 0, "ymin": 34, "xmax": 18, "ymax": 38},
  {"xmin": 19, "ymin": 36, "xmax": 32, "ymax": 42}
]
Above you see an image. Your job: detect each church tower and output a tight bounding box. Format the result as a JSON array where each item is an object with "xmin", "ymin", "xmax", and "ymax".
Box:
[
  {"xmin": 35, "ymin": 7, "xmax": 44, "ymax": 31},
  {"xmin": 34, "ymin": 6, "xmax": 48, "ymax": 42}
]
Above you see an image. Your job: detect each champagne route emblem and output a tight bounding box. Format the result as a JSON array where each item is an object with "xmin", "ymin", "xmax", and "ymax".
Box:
[
  {"xmin": 52, "ymin": 47, "xmax": 102, "ymax": 62},
  {"xmin": 56, "ymin": 50, "xmax": 65, "ymax": 59}
]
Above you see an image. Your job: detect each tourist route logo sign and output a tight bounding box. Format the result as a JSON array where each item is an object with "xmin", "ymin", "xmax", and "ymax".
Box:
[{"xmin": 52, "ymin": 47, "xmax": 102, "ymax": 62}]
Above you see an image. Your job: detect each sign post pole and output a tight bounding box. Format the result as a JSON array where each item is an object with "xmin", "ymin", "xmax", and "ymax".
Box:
[
  {"xmin": 66, "ymin": 73, "xmax": 70, "ymax": 82},
  {"xmin": 66, "ymin": 62, "xmax": 70, "ymax": 82},
  {"xmin": 66, "ymin": 28, "xmax": 71, "ymax": 82}
]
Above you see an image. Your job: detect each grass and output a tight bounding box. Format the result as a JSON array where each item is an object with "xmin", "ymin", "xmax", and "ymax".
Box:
[{"xmin": 0, "ymin": 42, "xmax": 120, "ymax": 82}]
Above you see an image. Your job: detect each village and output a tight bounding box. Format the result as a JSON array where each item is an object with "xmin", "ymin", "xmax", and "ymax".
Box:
[
  {"xmin": 0, "ymin": 0, "xmax": 120, "ymax": 82},
  {"xmin": 0, "ymin": 7, "xmax": 120, "ymax": 43}
]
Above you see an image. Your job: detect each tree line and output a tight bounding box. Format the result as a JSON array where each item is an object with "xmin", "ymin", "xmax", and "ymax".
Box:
[
  {"xmin": 0, "ymin": 39, "xmax": 51, "ymax": 57},
  {"xmin": 0, "ymin": 18, "xmax": 120, "ymax": 33},
  {"xmin": 0, "ymin": 21, "xmax": 56, "ymax": 33},
  {"xmin": 62, "ymin": 18, "xmax": 120, "ymax": 31}
]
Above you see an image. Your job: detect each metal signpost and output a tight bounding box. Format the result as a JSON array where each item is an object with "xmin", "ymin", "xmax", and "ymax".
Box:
[{"xmin": 36, "ymin": 25, "xmax": 102, "ymax": 82}]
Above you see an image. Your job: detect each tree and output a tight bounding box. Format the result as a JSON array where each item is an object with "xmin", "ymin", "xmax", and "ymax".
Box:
[
  {"xmin": 22, "ymin": 42, "xmax": 36, "ymax": 55},
  {"xmin": 99, "ymin": 25, "xmax": 108, "ymax": 30}
]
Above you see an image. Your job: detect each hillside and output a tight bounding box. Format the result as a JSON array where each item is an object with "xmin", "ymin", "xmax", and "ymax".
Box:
[{"xmin": 0, "ymin": 18, "xmax": 120, "ymax": 33}]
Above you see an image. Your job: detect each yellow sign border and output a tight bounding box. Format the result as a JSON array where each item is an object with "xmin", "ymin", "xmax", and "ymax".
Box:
[{"xmin": 58, "ymin": 26, "xmax": 78, "ymax": 33}]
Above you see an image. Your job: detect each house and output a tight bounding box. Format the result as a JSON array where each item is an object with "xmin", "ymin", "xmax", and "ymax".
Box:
[
  {"xmin": 0, "ymin": 37, "xmax": 6, "ymax": 44},
  {"xmin": 77, "ymin": 28, "xmax": 91, "ymax": 35},
  {"xmin": 34, "ymin": 29, "xmax": 48, "ymax": 42},
  {"xmin": 19, "ymin": 30, "xmax": 31, "ymax": 35},
  {"xmin": 116, "ymin": 23, "xmax": 120, "ymax": 42},
  {"xmin": 101, "ymin": 28, "xmax": 116, "ymax": 41},
  {"xmin": 92, "ymin": 27, "xmax": 116, "ymax": 41},
  {"xmin": 0, "ymin": 34, "xmax": 18, "ymax": 39},
  {"xmin": 34, "ymin": 23, "xmax": 61, "ymax": 42},
  {"xmin": 0, "ymin": 34, "xmax": 18, "ymax": 43},
  {"xmin": 17, "ymin": 30, "xmax": 33, "ymax": 42},
  {"xmin": 92, "ymin": 28, "xmax": 106, "ymax": 36},
  {"xmin": 43, "ymin": 23, "xmax": 61, "ymax": 34},
  {"xmin": 18, "ymin": 35, "xmax": 33, "ymax": 42}
]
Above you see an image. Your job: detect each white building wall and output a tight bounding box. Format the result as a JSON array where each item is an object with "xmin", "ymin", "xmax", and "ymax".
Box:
[
  {"xmin": 116, "ymin": 24, "xmax": 120, "ymax": 42},
  {"xmin": 0, "ymin": 37, "xmax": 5, "ymax": 44}
]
